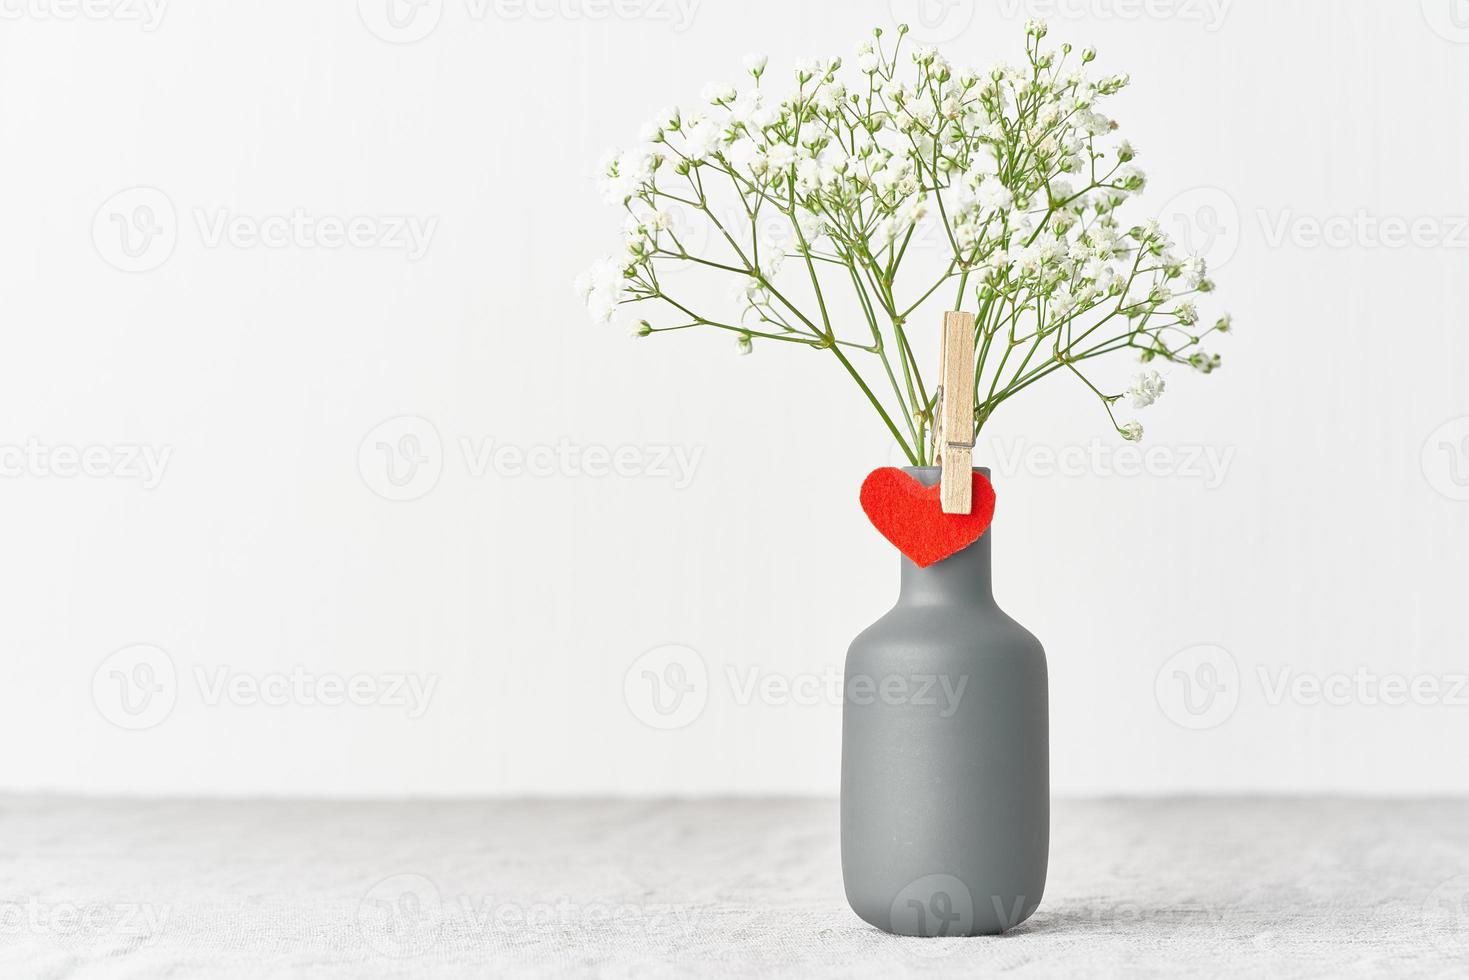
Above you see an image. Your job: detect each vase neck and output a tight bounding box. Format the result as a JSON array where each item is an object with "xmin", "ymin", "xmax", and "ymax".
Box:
[{"xmin": 896, "ymin": 466, "xmax": 996, "ymax": 606}]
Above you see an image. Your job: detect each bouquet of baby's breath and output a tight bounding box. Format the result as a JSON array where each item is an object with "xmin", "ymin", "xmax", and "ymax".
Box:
[{"xmin": 578, "ymin": 21, "xmax": 1231, "ymax": 465}]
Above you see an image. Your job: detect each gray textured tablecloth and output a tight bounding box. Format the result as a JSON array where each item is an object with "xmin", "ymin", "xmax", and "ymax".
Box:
[{"xmin": 2, "ymin": 797, "xmax": 1465, "ymax": 978}]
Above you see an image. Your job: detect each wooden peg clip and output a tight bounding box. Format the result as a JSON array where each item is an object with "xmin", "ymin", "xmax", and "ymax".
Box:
[{"xmin": 936, "ymin": 311, "xmax": 975, "ymax": 515}]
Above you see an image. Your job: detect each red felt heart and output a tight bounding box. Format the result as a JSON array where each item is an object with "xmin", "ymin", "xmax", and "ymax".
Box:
[{"xmin": 859, "ymin": 467, "xmax": 997, "ymax": 568}]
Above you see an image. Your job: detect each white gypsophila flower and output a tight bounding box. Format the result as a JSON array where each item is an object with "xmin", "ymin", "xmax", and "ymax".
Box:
[
  {"xmin": 702, "ymin": 81, "xmax": 737, "ymax": 105},
  {"xmin": 872, "ymin": 199, "xmax": 926, "ymax": 248},
  {"xmin": 871, "ymin": 216, "xmax": 899, "ymax": 252},
  {"xmin": 1115, "ymin": 164, "xmax": 1145, "ymax": 190},
  {"xmin": 759, "ymin": 246, "xmax": 786, "ymax": 278},
  {"xmin": 1127, "ymin": 370, "xmax": 1166, "ymax": 409},
  {"xmin": 871, "ymin": 157, "xmax": 917, "ymax": 196},
  {"xmin": 743, "ymin": 53, "xmax": 768, "ymax": 76},
  {"xmin": 1175, "ymin": 301, "xmax": 1199, "ymax": 326},
  {"xmin": 621, "ymin": 228, "xmax": 649, "ymax": 268},
  {"xmin": 736, "ymin": 333, "xmax": 753, "ymax": 355},
  {"xmin": 1011, "ymin": 243, "xmax": 1043, "ymax": 277},
  {"xmin": 744, "ymin": 278, "xmax": 764, "ymax": 302},
  {"xmin": 599, "ymin": 147, "xmax": 659, "ymax": 205},
  {"xmin": 595, "ymin": 153, "xmax": 623, "ymax": 204},
  {"xmin": 1142, "ymin": 218, "xmax": 1173, "ymax": 250},
  {"xmin": 595, "ymin": 146, "xmax": 617, "ymax": 179},
  {"xmin": 724, "ymin": 137, "xmax": 762, "ymax": 172},
  {"xmin": 954, "ymin": 220, "xmax": 980, "ymax": 251},
  {"xmin": 1190, "ymin": 351, "xmax": 1222, "ymax": 374},
  {"xmin": 749, "ymin": 102, "xmax": 782, "ymax": 129},
  {"xmin": 1119, "ymin": 420, "xmax": 1143, "ymax": 442},
  {"xmin": 578, "ymin": 256, "xmax": 628, "ymax": 323},
  {"xmin": 1078, "ymin": 110, "xmax": 1111, "ymax": 136},
  {"xmin": 682, "ymin": 120, "xmax": 724, "ymax": 161},
  {"xmin": 815, "ymin": 82, "xmax": 847, "ymax": 113},
  {"xmin": 728, "ymin": 89, "xmax": 762, "ymax": 124},
  {"xmin": 900, "ymin": 99, "xmax": 935, "ymax": 130},
  {"xmin": 766, "ymin": 143, "xmax": 797, "ymax": 172},
  {"xmin": 1182, "ymin": 254, "xmax": 1207, "ymax": 289},
  {"xmin": 795, "ymin": 158, "xmax": 822, "ymax": 194},
  {"xmin": 977, "ymin": 179, "xmax": 1015, "ymax": 213},
  {"xmin": 796, "ymin": 210, "xmax": 825, "ymax": 243}
]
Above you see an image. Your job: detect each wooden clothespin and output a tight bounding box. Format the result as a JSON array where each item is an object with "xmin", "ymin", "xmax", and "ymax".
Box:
[{"xmin": 935, "ymin": 311, "xmax": 975, "ymax": 515}]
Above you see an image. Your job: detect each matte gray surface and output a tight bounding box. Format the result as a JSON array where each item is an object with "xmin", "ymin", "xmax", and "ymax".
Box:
[
  {"xmin": 2, "ymin": 797, "xmax": 1467, "ymax": 978},
  {"xmin": 843, "ymin": 467, "xmax": 1049, "ymax": 935}
]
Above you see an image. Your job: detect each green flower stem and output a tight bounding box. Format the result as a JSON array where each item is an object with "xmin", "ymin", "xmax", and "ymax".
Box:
[{"xmin": 831, "ymin": 337, "xmax": 918, "ymax": 466}]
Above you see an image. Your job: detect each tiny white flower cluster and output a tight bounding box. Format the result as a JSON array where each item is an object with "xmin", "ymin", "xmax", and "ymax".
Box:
[
  {"xmin": 578, "ymin": 23, "xmax": 1232, "ymax": 458},
  {"xmin": 1127, "ymin": 370, "xmax": 1166, "ymax": 409}
]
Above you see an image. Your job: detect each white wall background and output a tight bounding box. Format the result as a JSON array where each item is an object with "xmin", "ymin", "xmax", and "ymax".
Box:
[{"xmin": 1, "ymin": 0, "xmax": 1467, "ymax": 797}]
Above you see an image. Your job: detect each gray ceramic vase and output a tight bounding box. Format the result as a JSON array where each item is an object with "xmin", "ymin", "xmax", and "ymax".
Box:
[{"xmin": 841, "ymin": 466, "xmax": 1049, "ymax": 936}]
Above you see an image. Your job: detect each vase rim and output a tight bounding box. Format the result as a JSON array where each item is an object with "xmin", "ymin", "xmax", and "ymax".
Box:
[{"xmin": 901, "ymin": 465, "xmax": 992, "ymax": 477}]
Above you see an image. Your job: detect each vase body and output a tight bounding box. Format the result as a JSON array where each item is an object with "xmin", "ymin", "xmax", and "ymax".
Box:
[{"xmin": 841, "ymin": 467, "xmax": 1049, "ymax": 936}]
